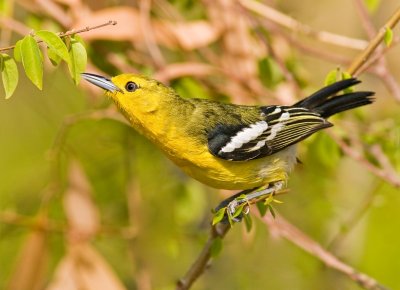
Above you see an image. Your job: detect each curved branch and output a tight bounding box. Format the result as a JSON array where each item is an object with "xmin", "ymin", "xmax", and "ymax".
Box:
[
  {"xmin": 239, "ymin": 0, "xmax": 368, "ymax": 50},
  {"xmin": 262, "ymin": 214, "xmax": 388, "ymax": 290},
  {"xmin": 347, "ymin": 7, "xmax": 400, "ymax": 75},
  {"xmin": 0, "ymin": 20, "xmax": 117, "ymax": 52},
  {"xmin": 176, "ymin": 223, "xmax": 230, "ymax": 290}
]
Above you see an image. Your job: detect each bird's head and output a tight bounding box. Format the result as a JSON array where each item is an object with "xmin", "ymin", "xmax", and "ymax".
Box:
[{"xmin": 81, "ymin": 73, "xmax": 175, "ymax": 117}]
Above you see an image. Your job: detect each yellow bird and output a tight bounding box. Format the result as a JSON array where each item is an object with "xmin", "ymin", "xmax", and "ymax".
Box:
[{"xmin": 82, "ymin": 73, "xmax": 374, "ymax": 216}]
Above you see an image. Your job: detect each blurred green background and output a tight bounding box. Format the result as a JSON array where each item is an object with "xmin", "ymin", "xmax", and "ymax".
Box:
[{"xmin": 1, "ymin": 0, "xmax": 400, "ymax": 289}]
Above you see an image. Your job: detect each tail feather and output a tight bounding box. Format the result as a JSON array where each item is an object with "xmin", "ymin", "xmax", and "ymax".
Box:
[
  {"xmin": 294, "ymin": 78, "xmax": 374, "ymax": 118},
  {"xmin": 294, "ymin": 78, "xmax": 361, "ymax": 108},
  {"xmin": 315, "ymin": 91, "xmax": 375, "ymax": 118}
]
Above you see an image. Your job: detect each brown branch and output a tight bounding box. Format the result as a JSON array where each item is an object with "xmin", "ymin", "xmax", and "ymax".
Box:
[
  {"xmin": 0, "ymin": 20, "xmax": 117, "ymax": 52},
  {"xmin": 329, "ymin": 132, "xmax": 400, "ymax": 188},
  {"xmin": 176, "ymin": 189, "xmax": 290, "ymax": 289},
  {"xmin": 373, "ymin": 68, "xmax": 400, "ymax": 102},
  {"xmin": 262, "ymin": 213, "xmax": 388, "ymax": 290},
  {"xmin": 352, "ymin": 1, "xmax": 400, "ymax": 102},
  {"xmin": 36, "ymin": 0, "xmax": 72, "ymax": 27},
  {"xmin": 139, "ymin": 0, "xmax": 166, "ymax": 68},
  {"xmin": 239, "ymin": 0, "xmax": 369, "ymax": 50},
  {"xmin": 0, "ymin": 16, "xmax": 31, "ymax": 36},
  {"xmin": 0, "ymin": 210, "xmax": 136, "ymax": 239},
  {"xmin": 176, "ymin": 222, "xmax": 230, "ymax": 290},
  {"xmin": 356, "ymin": 40, "xmax": 399, "ymax": 75},
  {"xmin": 347, "ymin": 7, "xmax": 400, "ymax": 75},
  {"xmin": 369, "ymin": 144, "xmax": 400, "ymax": 182},
  {"xmin": 0, "ymin": 211, "xmax": 64, "ymax": 233}
]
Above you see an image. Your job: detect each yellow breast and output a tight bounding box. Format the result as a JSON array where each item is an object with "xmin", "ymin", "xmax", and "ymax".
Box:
[{"xmin": 157, "ymin": 133, "xmax": 294, "ymax": 190}]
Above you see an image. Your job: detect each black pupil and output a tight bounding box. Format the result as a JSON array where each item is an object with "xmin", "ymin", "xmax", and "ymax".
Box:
[{"xmin": 126, "ymin": 82, "xmax": 138, "ymax": 92}]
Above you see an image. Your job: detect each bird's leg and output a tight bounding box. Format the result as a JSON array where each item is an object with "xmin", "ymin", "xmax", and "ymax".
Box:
[{"xmin": 214, "ymin": 181, "xmax": 285, "ymax": 224}]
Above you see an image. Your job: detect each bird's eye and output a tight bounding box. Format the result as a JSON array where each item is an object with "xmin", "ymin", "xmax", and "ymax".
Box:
[{"xmin": 125, "ymin": 81, "xmax": 138, "ymax": 92}]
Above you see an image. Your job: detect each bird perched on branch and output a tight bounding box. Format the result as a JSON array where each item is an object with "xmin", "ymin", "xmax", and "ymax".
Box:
[{"xmin": 82, "ymin": 73, "xmax": 374, "ymax": 219}]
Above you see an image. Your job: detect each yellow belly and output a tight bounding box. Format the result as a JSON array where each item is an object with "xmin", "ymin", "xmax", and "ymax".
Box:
[
  {"xmin": 161, "ymin": 137, "xmax": 296, "ymax": 190},
  {"xmin": 130, "ymin": 113, "xmax": 297, "ymax": 190}
]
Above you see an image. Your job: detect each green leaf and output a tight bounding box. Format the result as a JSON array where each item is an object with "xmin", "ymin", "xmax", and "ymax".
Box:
[
  {"xmin": 273, "ymin": 198, "xmax": 283, "ymax": 204},
  {"xmin": 173, "ymin": 77, "xmax": 210, "ymax": 100},
  {"xmin": 36, "ymin": 30, "xmax": 70, "ymax": 63},
  {"xmin": 384, "ymin": 27, "xmax": 393, "ymax": 47},
  {"xmin": 264, "ymin": 193, "xmax": 274, "ymax": 205},
  {"xmin": 1, "ymin": 54, "xmax": 19, "ymax": 99},
  {"xmin": 72, "ymin": 34, "xmax": 85, "ymax": 46},
  {"xmin": 212, "ymin": 207, "xmax": 226, "ymax": 225},
  {"xmin": 243, "ymin": 214, "xmax": 253, "ymax": 232},
  {"xmin": 47, "ymin": 47, "xmax": 62, "ymax": 66},
  {"xmin": 232, "ymin": 203, "xmax": 245, "ymax": 218},
  {"xmin": 68, "ymin": 36, "xmax": 87, "ymax": 85},
  {"xmin": 341, "ymin": 72, "xmax": 354, "ymax": 93},
  {"xmin": 324, "ymin": 68, "xmax": 339, "ymax": 86},
  {"xmin": 256, "ymin": 201, "xmax": 267, "ymax": 217},
  {"xmin": 364, "ymin": 0, "xmax": 381, "ymax": 13},
  {"xmin": 210, "ymin": 237, "xmax": 223, "ymax": 257},
  {"xmin": 342, "ymin": 72, "xmax": 352, "ymax": 80},
  {"xmin": 268, "ymin": 205, "xmax": 276, "ymax": 218},
  {"xmin": 13, "ymin": 40, "xmax": 23, "ymax": 62},
  {"xmin": 258, "ymin": 57, "xmax": 283, "ymax": 88},
  {"xmin": 21, "ymin": 35, "xmax": 43, "ymax": 90},
  {"xmin": 312, "ymin": 133, "xmax": 341, "ymax": 170}
]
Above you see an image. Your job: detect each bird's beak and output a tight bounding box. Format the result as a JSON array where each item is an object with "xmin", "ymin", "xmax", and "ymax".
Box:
[{"xmin": 81, "ymin": 73, "xmax": 121, "ymax": 92}]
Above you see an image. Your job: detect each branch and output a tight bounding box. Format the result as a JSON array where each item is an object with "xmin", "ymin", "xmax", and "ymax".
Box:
[
  {"xmin": 351, "ymin": 1, "xmax": 400, "ymax": 102},
  {"xmin": 176, "ymin": 222, "xmax": 230, "ymax": 290},
  {"xmin": 0, "ymin": 16, "xmax": 31, "ymax": 36},
  {"xmin": 330, "ymin": 132, "xmax": 400, "ymax": 188},
  {"xmin": 239, "ymin": 0, "xmax": 368, "ymax": 50},
  {"xmin": 262, "ymin": 213, "xmax": 388, "ymax": 290},
  {"xmin": 347, "ymin": 7, "xmax": 400, "ymax": 75},
  {"xmin": 0, "ymin": 210, "xmax": 136, "ymax": 239},
  {"xmin": 0, "ymin": 20, "xmax": 117, "ymax": 52},
  {"xmin": 176, "ymin": 189, "xmax": 289, "ymax": 289}
]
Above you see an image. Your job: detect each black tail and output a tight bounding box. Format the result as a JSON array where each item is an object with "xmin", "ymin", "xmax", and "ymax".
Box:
[{"xmin": 294, "ymin": 78, "xmax": 375, "ymax": 118}]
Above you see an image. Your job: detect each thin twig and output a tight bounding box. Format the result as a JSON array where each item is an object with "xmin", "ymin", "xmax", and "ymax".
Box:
[
  {"xmin": 139, "ymin": 0, "xmax": 166, "ymax": 68},
  {"xmin": 176, "ymin": 223, "xmax": 230, "ymax": 290},
  {"xmin": 347, "ymin": 7, "xmax": 400, "ymax": 75},
  {"xmin": 176, "ymin": 189, "xmax": 289, "ymax": 289},
  {"xmin": 0, "ymin": 15, "xmax": 30, "ymax": 40},
  {"xmin": 239, "ymin": 0, "xmax": 368, "ymax": 50},
  {"xmin": 356, "ymin": 40, "xmax": 399, "ymax": 75},
  {"xmin": 352, "ymin": 1, "xmax": 400, "ymax": 102},
  {"xmin": 330, "ymin": 132, "xmax": 400, "ymax": 188},
  {"xmin": 0, "ymin": 210, "xmax": 137, "ymax": 239},
  {"xmin": 0, "ymin": 20, "xmax": 117, "ymax": 52},
  {"xmin": 262, "ymin": 214, "xmax": 388, "ymax": 290},
  {"xmin": 36, "ymin": 0, "xmax": 72, "ymax": 27},
  {"xmin": 369, "ymin": 144, "xmax": 400, "ymax": 180},
  {"xmin": 0, "ymin": 211, "xmax": 64, "ymax": 233}
]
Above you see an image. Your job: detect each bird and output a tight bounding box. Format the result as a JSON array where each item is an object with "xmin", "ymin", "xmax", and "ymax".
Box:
[{"xmin": 81, "ymin": 72, "xmax": 374, "ymax": 218}]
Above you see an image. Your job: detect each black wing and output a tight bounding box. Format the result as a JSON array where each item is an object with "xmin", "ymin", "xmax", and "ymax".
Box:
[{"xmin": 207, "ymin": 106, "xmax": 331, "ymax": 161}]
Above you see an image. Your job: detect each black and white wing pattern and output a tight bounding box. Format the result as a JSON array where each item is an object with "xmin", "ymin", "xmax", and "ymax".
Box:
[{"xmin": 207, "ymin": 106, "xmax": 332, "ymax": 161}]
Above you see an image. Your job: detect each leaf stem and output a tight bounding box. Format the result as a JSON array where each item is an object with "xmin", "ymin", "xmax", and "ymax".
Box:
[
  {"xmin": 347, "ymin": 7, "xmax": 400, "ymax": 75},
  {"xmin": 0, "ymin": 20, "xmax": 117, "ymax": 52}
]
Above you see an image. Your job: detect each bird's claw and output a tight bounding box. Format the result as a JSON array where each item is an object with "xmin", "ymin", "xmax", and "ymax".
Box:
[
  {"xmin": 226, "ymin": 198, "xmax": 250, "ymax": 223},
  {"xmin": 213, "ymin": 181, "xmax": 285, "ymax": 225}
]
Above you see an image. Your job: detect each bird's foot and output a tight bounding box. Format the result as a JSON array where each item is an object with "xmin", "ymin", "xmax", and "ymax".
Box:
[{"xmin": 213, "ymin": 181, "xmax": 285, "ymax": 225}]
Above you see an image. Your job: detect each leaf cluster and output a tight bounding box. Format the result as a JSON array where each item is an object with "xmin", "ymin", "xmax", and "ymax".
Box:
[{"xmin": 1, "ymin": 31, "xmax": 87, "ymax": 99}]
